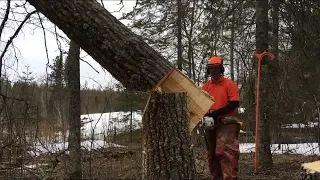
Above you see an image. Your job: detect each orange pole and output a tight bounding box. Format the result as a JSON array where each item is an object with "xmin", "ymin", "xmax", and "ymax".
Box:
[{"xmin": 253, "ymin": 50, "xmax": 275, "ymax": 175}]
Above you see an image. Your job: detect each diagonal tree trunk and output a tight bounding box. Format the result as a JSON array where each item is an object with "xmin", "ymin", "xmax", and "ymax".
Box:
[
  {"xmin": 65, "ymin": 41, "xmax": 82, "ymax": 180},
  {"xmin": 26, "ymin": 0, "xmax": 173, "ymax": 91},
  {"xmin": 142, "ymin": 92, "xmax": 196, "ymax": 179}
]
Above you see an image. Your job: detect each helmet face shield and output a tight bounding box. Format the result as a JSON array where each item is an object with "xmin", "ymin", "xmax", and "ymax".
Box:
[{"xmin": 207, "ymin": 65, "xmax": 221, "ymax": 76}]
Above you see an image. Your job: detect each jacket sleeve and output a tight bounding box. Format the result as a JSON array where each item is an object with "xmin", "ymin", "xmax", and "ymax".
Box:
[{"xmin": 215, "ymin": 101, "xmax": 240, "ymax": 116}]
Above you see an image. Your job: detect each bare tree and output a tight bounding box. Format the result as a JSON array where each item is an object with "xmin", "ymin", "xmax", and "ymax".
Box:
[
  {"xmin": 255, "ymin": 0, "xmax": 273, "ymax": 169},
  {"xmin": 65, "ymin": 41, "xmax": 82, "ymax": 180}
]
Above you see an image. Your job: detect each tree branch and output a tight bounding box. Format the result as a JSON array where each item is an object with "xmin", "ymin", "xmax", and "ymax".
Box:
[
  {"xmin": 100, "ymin": 0, "xmax": 105, "ymax": 8},
  {"xmin": 0, "ymin": 0, "xmax": 11, "ymax": 40},
  {"xmin": 37, "ymin": 12, "xmax": 50, "ymax": 76},
  {"xmin": 80, "ymin": 58, "xmax": 100, "ymax": 74},
  {"xmin": 0, "ymin": 10, "xmax": 37, "ymax": 83}
]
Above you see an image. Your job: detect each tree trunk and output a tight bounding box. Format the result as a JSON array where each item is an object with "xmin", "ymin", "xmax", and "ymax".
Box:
[
  {"xmin": 27, "ymin": 0, "xmax": 173, "ymax": 91},
  {"xmin": 272, "ymin": 0, "xmax": 280, "ymax": 66},
  {"xmin": 187, "ymin": 0, "xmax": 196, "ymax": 81},
  {"xmin": 255, "ymin": 0, "xmax": 273, "ymax": 168},
  {"xmin": 230, "ymin": 12, "xmax": 235, "ymax": 81},
  {"xmin": 142, "ymin": 92, "xmax": 196, "ymax": 179},
  {"xmin": 271, "ymin": 0, "xmax": 281, "ymax": 151},
  {"xmin": 66, "ymin": 41, "xmax": 82, "ymax": 180},
  {"xmin": 177, "ymin": 0, "xmax": 183, "ymax": 71},
  {"xmin": 130, "ymin": 100, "xmax": 133, "ymax": 143}
]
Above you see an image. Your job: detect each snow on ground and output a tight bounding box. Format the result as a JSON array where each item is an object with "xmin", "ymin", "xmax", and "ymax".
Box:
[
  {"xmin": 29, "ymin": 111, "xmax": 320, "ymax": 157},
  {"xmin": 29, "ymin": 140, "xmax": 126, "ymax": 157},
  {"xmin": 80, "ymin": 111, "xmax": 143, "ymax": 140},
  {"xmin": 281, "ymin": 122, "xmax": 319, "ymax": 128},
  {"xmin": 240, "ymin": 143, "xmax": 320, "ymax": 156},
  {"xmin": 25, "ymin": 163, "xmax": 49, "ymax": 169},
  {"xmin": 30, "ymin": 140, "xmax": 319, "ymax": 157}
]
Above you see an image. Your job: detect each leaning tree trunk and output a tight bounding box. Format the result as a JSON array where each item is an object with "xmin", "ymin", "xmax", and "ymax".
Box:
[
  {"xmin": 255, "ymin": 0, "xmax": 273, "ymax": 168},
  {"xmin": 142, "ymin": 92, "xmax": 196, "ymax": 180},
  {"xmin": 26, "ymin": 0, "xmax": 173, "ymax": 91},
  {"xmin": 65, "ymin": 41, "xmax": 82, "ymax": 180}
]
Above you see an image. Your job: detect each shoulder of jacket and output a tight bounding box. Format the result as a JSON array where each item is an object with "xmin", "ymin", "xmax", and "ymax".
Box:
[{"xmin": 224, "ymin": 78, "xmax": 237, "ymax": 86}]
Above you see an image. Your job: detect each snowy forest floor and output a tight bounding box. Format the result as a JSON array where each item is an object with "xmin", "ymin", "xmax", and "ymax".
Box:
[
  {"xmin": 3, "ymin": 129, "xmax": 319, "ymax": 179},
  {"xmin": 53, "ymin": 145, "xmax": 319, "ymax": 180},
  {"xmin": 62, "ymin": 130, "xmax": 320, "ymax": 179}
]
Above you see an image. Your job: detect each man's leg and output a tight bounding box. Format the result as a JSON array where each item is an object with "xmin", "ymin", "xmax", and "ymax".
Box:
[
  {"xmin": 215, "ymin": 123, "xmax": 240, "ymax": 180},
  {"xmin": 206, "ymin": 128, "xmax": 222, "ymax": 179}
]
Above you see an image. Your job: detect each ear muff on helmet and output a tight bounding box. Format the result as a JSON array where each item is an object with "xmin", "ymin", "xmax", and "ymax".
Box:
[{"xmin": 220, "ymin": 65, "xmax": 225, "ymax": 74}]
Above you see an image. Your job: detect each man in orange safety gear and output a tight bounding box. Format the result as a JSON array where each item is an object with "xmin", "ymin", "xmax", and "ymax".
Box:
[{"xmin": 202, "ymin": 56, "xmax": 241, "ymax": 180}]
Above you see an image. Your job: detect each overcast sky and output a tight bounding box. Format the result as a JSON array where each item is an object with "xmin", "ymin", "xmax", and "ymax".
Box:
[{"xmin": 1, "ymin": 0, "xmax": 136, "ymax": 89}]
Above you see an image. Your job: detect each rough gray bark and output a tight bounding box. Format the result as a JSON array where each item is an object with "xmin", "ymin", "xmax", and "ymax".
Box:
[
  {"xmin": 26, "ymin": 0, "xmax": 173, "ymax": 91},
  {"xmin": 255, "ymin": 0, "xmax": 273, "ymax": 168},
  {"xmin": 66, "ymin": 41, "xmax": 82, "ymax": 180},
  {"xmin": 271, "ymin": 0, "xmax": 281, "ymax": 145},
  {"xmin": 142, "ymin": 92, "xmax": 196, "ymax": 180},
  {"xmin": 272, "ymin": 0, "xmax": 280, "ymax": 65},
  {"xmin": 230, "ymin": 12, "xmax": 235, "ymax": 81},
  {"xmin": 187, "ymin": 0, "xmax": 196, "ymax": 81}
]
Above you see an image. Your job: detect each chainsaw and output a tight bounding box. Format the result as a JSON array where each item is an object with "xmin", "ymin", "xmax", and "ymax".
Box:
[{"xmin": 200, "ymin": 112, "xmax": 219, "ymax": 151}]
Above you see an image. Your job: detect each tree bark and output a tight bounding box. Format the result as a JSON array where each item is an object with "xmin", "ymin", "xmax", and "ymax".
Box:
[
  {"xmin": 255, "ymin": 0, "xmax": 273, "ymax": 168},
  {"xmin": 230, "ymin": 12, "xmax": 235, "ymax": 81},
  {"xmin": 26, "ymin": 0, "xmax": 173, "ymax": 91},
  {"xmin": 142, "ymin": 92, "xmax": 196, "ymax": 180},
  {"xmin": 272, "ymin": 0, "xmax": 280, "ymax": 66},
  {"xmin": 66, "ymin": 41, "xmax": 82, "ymax": 180}
]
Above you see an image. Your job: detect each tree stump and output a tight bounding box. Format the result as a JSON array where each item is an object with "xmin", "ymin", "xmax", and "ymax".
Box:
[{"xmin": 142, "ymin": 92, "xmax": 196, "ymax": 180}]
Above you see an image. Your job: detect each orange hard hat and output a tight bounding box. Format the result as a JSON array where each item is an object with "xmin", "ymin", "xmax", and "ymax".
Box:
[{"xmin": 208, "ymin": 56, "xmax": 222, "ymax": 65}]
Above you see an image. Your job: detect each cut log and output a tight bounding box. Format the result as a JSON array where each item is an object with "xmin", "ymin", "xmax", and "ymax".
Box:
[{"xmin": 142, "ymin": 92, "xmax": 196, "ymax": 179}]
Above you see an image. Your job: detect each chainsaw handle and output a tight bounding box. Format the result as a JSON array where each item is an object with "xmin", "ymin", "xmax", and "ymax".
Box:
[{"xmin": 204, "ymin": 109, "xmax": 216, "ymax": 117}]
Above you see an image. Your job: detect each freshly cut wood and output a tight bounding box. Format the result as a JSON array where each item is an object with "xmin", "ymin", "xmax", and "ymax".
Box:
[
  {"xmin": 152, "ymin": 68, "xmax": 214, "ymax": 131},
  {"xmin": 302, "ymin": 161, "xmax": 320, "ymax": 174},
  {"xmin": 301, "ymin": 160, "xmax": 320, "ymax": 180},
  {"xmin": 142, "ymin": 92, "xmax": 196, "ymax": 179}
]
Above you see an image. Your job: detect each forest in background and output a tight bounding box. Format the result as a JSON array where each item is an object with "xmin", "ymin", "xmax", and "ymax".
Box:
[{"xmin": 0, "ymin": 0, "xmax": 320, "ymax": 179}]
